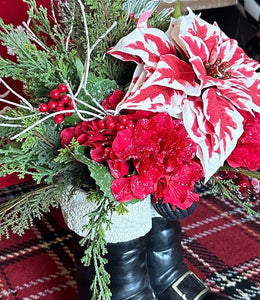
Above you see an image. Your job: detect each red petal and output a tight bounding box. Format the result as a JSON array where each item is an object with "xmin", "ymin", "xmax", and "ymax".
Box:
[
  {"xmin": 111, "ymin": 177, "xmax": 135, "ymax": 202},
  {"xmin": 60, "ymin": 127, "xmax": 75, "ymax": 147}
]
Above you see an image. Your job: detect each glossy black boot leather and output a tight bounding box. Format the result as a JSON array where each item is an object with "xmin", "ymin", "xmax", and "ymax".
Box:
[
  {"xmin": 146, "ymin": 218, "xmax": 229, "ymax": 300},
  {"xmin": 73, "ymin": 233, "xmax": 156, "ymax": 300}
]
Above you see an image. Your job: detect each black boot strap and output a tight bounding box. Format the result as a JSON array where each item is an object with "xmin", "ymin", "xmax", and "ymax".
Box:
[{"xmin": 170, "ymin": 271, "xmax": 210, "ymax": 300}]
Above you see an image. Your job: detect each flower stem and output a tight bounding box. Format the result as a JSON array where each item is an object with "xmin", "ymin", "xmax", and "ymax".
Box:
[{"xmin": 219, "ymin": 165, "xmax": 260, "ymax": 180}]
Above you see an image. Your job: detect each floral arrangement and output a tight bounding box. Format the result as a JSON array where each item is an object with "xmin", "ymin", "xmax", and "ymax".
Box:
[{"xmin": 0, "ymin": 0, "xmax": 259, "ymax": 298}]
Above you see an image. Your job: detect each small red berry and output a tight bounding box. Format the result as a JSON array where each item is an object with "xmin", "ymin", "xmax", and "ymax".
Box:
[
  {"xmin": 126, "ymin": 121, "xmax": 134, "ymax": 128},
  {"xmin": 58, "ymin": 83, "xmax": 68, "ymax": 93},
  {"xmin": 56, "ymin": 106, "xmax": 65, "ymax": 112},
  {"xmin": 119, "ymin": 115, "xmax": 129, "ymax": 125},
  {"xmin": 116, "ymin": 123, "xmax": 125, "ymax": 131},
  {"xmin": 60, "ymin": 94, "xmax": 70, "ymax": 103},
  {"xmin": 48, "ymin": 100, "xmax": 58, "ymax": 110},
  {"xmin": 98, "ymin": 119, "xmax": 106, "ymax": 129},
  {"xmin": 57, "ymin": 100, "xmax": 65, "ymax": 107},
  {"xmin": 50, "ymin": 89, "xmax": 60, "ymax": 100},
  {"xmin": 54, "ymin": 114, "xmax": 64, "ymax": 124},
  {"xmin": 65, "ymin": 112, "xmax": 73, "ymax": 117},
  {"xmin": 67, "ymin": 99, "xmax": 76, "ymax": 108},
  {"xmin": 39, "ymin": 103, "xmax": 49, "ymax": 112},
  {"xmin": 106, "ymin": 119, "xmax": 116, "ymax": 130},
  {"xmin": 128, "ymin": 12, "xmax": 135, "ymax": 19}
]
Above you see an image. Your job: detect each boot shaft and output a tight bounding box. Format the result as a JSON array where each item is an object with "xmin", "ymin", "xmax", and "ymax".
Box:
[
  {"xmin": 73, "ymin": 233, "xmax": 155, "ymax": 300},
  {"xmin": 146, "ymin": 218, "xmax": 188, "ymax": 297}
]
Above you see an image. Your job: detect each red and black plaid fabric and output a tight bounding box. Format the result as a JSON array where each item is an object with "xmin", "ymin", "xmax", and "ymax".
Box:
[
  {"xmin": 181, "ymin": 195, "xmax": 260, "ymax": 300},
  {"xmin": 0, "ymin": 182, "xmax": 259, "ymax": 300}
]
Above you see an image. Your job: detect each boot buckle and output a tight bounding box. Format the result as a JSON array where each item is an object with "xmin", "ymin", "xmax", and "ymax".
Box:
[{"xmin": 171, "ymin": 271, "xmax": 209, "ymax": 300}]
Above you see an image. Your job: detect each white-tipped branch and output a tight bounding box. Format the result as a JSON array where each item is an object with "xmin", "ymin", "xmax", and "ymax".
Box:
[
  {"xmin": 73, "ymin": 0, "xmax": 118, "ymax": 114},
  {"xmin": 22, "ymin": 19, "xmax": 50, "ymax": 52},
  {"xmin": 82, "ymin": 87, "xmax": 108, "ymax": 115},
  {"xmin": 0, "ymin": 79, "xmax": 34, "ymax": 111},
  {"xmin": 0, "ymin": 90, "xmax": 10, "ymax": 98},
  {"xmin": 0, "ymin": 113, "xmax": 37, "ymax": 121},
  {"xmin": 75, "ymin": 0, "xmax": 91, "ymax": 98},
  {"xmin": 66, "ymin": 81, "xmax": 93, "ymax": 122},
  {"xmin": 65, "ymin": 22, "xmax": 74, "ymax": 53},
  {"xmin": 10, "ymin": 109, "xmax": 104, "ymax": 141},
  {"xmin": 89, "ymin": 21, "xmax": 117, "ymax": 54},
  {"xmin": 64, "ymin": 1, "xmax": 75, "ymax": 53},
  {"xmin": 50, "ymin": 0, "xmax": 64, "ymax": 35},
  {"xmin": 74, "ymin": 97, "xmax": 106, "ymax": 116},
  {"xmin": 0, "ymin": 97, "xmax": 33, "ymax": 111},
  {"xmin": 0, "ymin": 123, "xmax": 23, "ymax": 128}
]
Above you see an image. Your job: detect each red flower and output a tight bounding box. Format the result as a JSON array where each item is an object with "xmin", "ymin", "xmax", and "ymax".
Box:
[
  {"xmin": 102, "ymin": 90, "xmax": 126, "ymax": 110},
  {"xmin": 60, "ymin": 108, "xmax": 203, "ymax": 209},
  {"xmin": 227, "ymin": 111, "xmax": 260, "ymax": 171},
  {"xmin": 155, "ymin": 163, "xmax": 203, "ymax": 210},
  {"xmin": 60, "ymin": 127, "xmax": 75, "ymax": 147},
  {"xmin": 109, "ymin": 112, "xmax": 203, "ymax": 208}
]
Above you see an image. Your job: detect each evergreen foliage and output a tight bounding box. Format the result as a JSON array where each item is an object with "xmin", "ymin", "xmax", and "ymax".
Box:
[{"xmin": 0, "ymin": 184, "xmax": 64, "ymax": 239}]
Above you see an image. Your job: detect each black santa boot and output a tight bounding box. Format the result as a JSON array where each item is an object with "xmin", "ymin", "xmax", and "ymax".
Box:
[
  {"xmin": 72, "ymin": 232, "xmax": 156, "ymax": 300},
  {"xmin": 147, "ymin": 202, "xmax": 229, "ymax": 300}
]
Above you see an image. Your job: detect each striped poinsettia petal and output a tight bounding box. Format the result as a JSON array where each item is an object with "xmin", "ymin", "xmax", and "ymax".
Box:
[
  {"xmin": 122, "ymin": 64, "xmax": 149, "ymax": 99},
  {"xmin": 116, "ymin": 85, "xmax": 185, "ymax": 118},
  {"xmin": 107, "ymin": 28, "xmax": 176, "ymax": 68},
  {"xmin": 219, "ymin": 82, "xmax": 260, "ymax": 113},
  {"xmin": 250, "ymin": 80, "xmax": 260, "ymax": 107},
  {"xmin": 147, "ymin": 54, "xmax": 200, "ymax": 96},
  {"xmin": 115, "ymin": 55, "xmax": 199, "ymax": 114},
  {"xmin": 174, "ymin": 14, "xmax": 221, "ymax": 62},
  {"xmin": 183, "ymin": 89, "xmax": 244, "ymax": 180}
]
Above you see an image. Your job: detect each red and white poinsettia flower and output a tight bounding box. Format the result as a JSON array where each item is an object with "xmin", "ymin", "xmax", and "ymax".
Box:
[
  {"xmin": 108, "ymin": 9, "xmax": 260, "ymax": 181},
  {"xmin": 167, "ymin": 8, "xmax": 260, "ymax": 180},
  {"xmin": 107, "ymin": 10, "xmax": 200, "ymax": 119}
]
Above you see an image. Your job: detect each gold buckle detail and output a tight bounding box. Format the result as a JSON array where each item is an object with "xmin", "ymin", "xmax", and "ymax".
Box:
[{"xmin": 171, "ymin": 271, "xmax": 210, "ymax": 300}]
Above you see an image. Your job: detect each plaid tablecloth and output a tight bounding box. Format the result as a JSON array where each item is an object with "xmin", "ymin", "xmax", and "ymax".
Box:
[{"xmin": 0, "ymin": 182, "xmax": 259, "ymax": 300}]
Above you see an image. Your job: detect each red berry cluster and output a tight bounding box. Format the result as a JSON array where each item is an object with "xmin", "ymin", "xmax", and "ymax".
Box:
[
  {"xmin": 97, "ymin": 114, "xmax": 133, "ymax": 132},
  {"xmin": 38, "ymin": 83, "xmax": 75, "ymax": 124},
  {"xmin": 94, "ymin": 115, "xmax": 134, "ymax": 161},
  {"xmin": 66, "ymin": 114, "xmax": 134, "ymax": 162},
  {"xmin": 215, "ymin": 171, "xmax": 259, "ymax": 204}
]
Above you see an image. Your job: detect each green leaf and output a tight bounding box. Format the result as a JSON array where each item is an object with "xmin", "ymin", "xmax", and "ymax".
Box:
[
  {"xmin": 74, "ymin": 56, "xmax": 84, "ymax": 79},
  {"xmin": 71, "ymin": 150, "xmax": 115, "ymax": 201},
  {"xmin": 85, "ymin": 74, "xmax": 118, "ymax": 103}
]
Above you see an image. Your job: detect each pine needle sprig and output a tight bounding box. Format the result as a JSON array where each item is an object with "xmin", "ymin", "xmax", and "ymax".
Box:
[
  {"xmin": 210, "ymin": 176, "xmax": 239, "ymax": 199},
  {"xmin": 0, "ymin": 184, "xmax": 65, "ymax": 239},
  {"xmin": 79, "ymin": 189, "xmax": 128, "ymax": 300},
  {"xmin": 0, "ymin": 1, "xmax": 80, "ymax": 97},
  {"xmin": 24, "ymin": 0, "xmax": 65, "ymax": 52},
  {"xmin": 211, "ymin": 176, "xmax": 260, "ymax": 217}
]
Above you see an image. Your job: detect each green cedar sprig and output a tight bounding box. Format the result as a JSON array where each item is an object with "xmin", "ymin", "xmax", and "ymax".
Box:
[
  {"xmin": 211, "ymin": 175, "xmax": 260, "ymax": 217},
  {"xmin": 24, "ymin": 0, "xmax": 65, "ymax": 51},
  {"xmin": 0, "ymin": 1, "xmax": 80, "ymax": 97},
  {"xmin": 0, "ymin": 184, "xmax": 64, "ymax": 239},
  {"xmin": 79, "ymin": 188, "xmax": 128, "ymax": 300}
]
